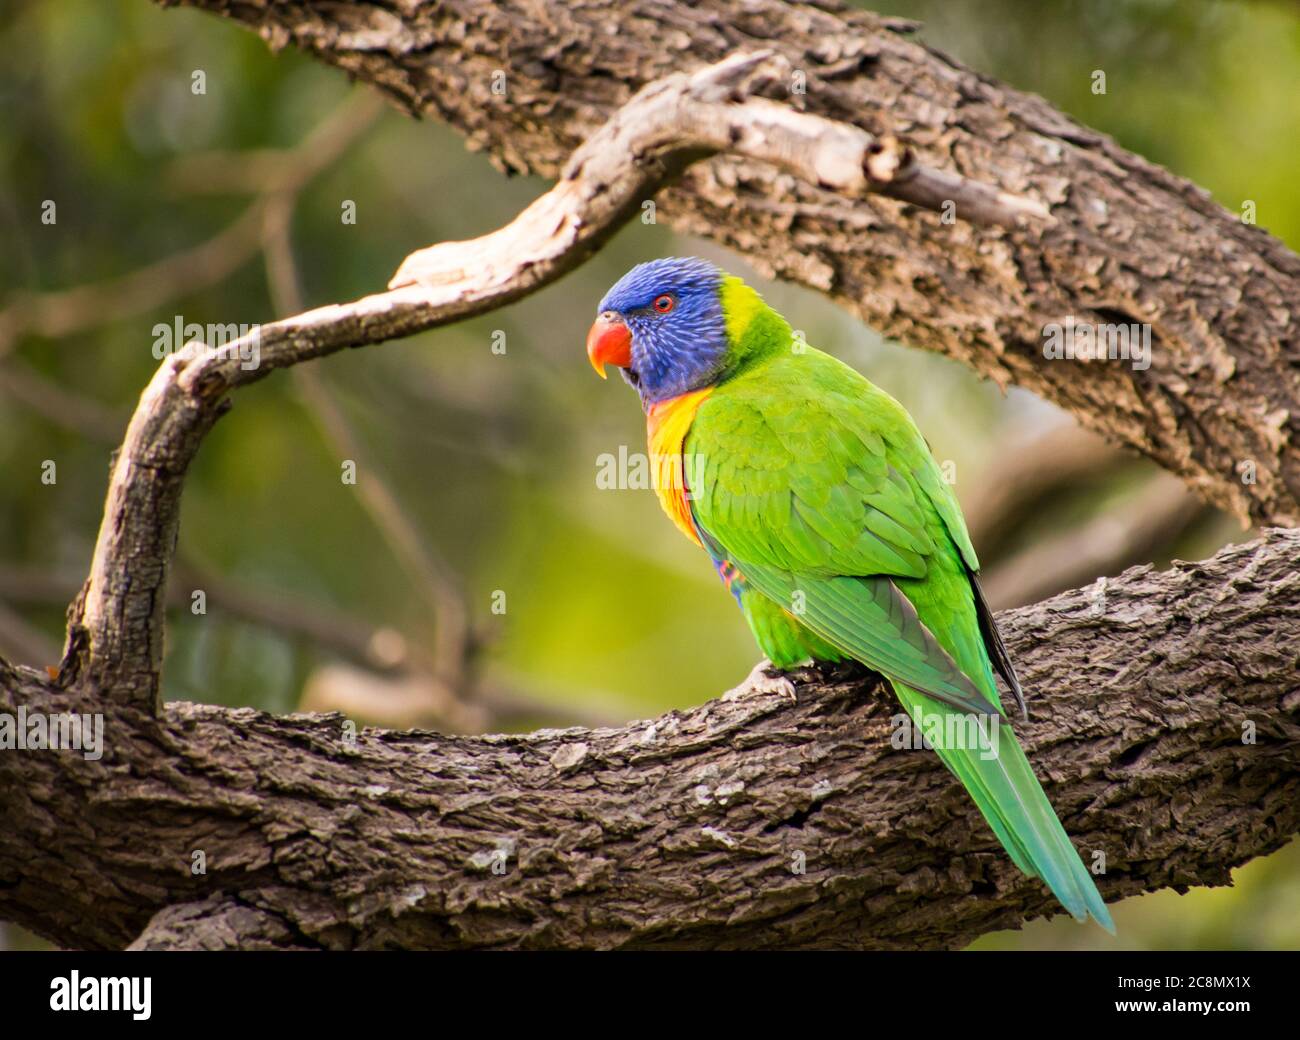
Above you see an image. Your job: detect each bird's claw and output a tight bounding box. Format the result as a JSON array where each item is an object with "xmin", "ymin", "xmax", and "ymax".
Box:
[{"xmin": 723, "ymin": 660, "xmax": 799, "ymax": 704}]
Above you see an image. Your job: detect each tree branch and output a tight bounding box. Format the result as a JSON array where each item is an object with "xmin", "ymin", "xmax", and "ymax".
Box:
[
  {"xmin": 156, "ymin": 0, "xmax": 1300, "ymax": 528},
  {"xmin": 981, "ymin": 472, "xmax": 1206, "ymax": 609},
  {"xmin": 962, "ymin": 421, "xmax": 1128, "ymax": 559},
  {"xmin": 4, "ymin": 530, "xmax": 1298, "ymax": 949}
]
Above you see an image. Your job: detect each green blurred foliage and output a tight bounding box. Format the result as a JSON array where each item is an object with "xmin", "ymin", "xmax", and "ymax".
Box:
[{"xmin": 0, "ymin": 0, "xmax": 1296, "ymax": 949}]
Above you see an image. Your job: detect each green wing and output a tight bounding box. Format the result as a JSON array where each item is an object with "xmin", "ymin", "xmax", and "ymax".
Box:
[
  {"xmin": 686, "ymin": 346, "xmax": 1111, "ymax": 930},
  {"xmin": 687, "ymin": 350, "xmax": 998, "ymax": 716}
]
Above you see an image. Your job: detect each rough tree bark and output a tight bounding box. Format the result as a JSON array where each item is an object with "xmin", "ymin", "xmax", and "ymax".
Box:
[
  {"xmin": 1, "ymin": 3, "xmax": 1297, "ymax": 950},
  {"xmin": 3, "ymin": 531, "xmax": 1299, "ymax": 950},
  {"xmin": 158, "ymin": 0, "xmax": 1300, "ymax": 528}
]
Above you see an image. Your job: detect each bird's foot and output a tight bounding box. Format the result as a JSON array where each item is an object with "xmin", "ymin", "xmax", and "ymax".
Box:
[{"xmin": 723, "ymin": 660, "xmax": 801, "ymax": 704}]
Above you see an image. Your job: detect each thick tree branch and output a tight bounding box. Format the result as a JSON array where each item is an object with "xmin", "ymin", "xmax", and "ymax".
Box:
[
  {"xmin": 4, "ymin": 530, "xmax": 1299, "ymax": 950},
  {"xmin": 157, "ymin": 0, "xmax": 1300, "ymax": 528}
]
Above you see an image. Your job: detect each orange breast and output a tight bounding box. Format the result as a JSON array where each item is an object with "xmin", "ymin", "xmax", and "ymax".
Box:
[{"xmin": 645, "ymin": 388, "xmax": 712, "ymax": 547}]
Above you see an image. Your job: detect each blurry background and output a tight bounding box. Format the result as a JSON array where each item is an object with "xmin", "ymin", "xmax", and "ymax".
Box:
[{"xmin": 1, "ymin": 0, "xmax": 1297, "ymax": 949}]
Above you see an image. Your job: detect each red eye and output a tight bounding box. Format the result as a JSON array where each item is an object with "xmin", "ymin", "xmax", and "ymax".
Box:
[{"xmin": 653, "ymin": 294, "xmax": 675, "ymax": 314}]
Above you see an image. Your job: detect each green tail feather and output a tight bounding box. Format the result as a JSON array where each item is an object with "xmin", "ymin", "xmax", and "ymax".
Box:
[{"xmin": 893, "ymin": 682, "xmax": 1115, "ymax": 933}]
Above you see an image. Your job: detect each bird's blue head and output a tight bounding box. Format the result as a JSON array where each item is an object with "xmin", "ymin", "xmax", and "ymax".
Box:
[{"xmin": 587, "ymin": 257, "xmax": 729, "ymax": 407}]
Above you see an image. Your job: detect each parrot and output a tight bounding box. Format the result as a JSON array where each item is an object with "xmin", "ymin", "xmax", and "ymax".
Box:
[{"xmin": 585, "ymin": 256, "xmax": 1113, "ymax": 931}]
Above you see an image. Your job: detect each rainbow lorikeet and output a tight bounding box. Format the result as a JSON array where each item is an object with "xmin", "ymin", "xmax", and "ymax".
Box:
[{"xmin": 586, "ymin": 256, "xmax": 1113, "ymax": 930}]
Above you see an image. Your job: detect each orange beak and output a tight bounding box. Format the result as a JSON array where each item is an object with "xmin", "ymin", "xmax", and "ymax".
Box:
[{"xmin": 586, "ymin": 313, "xmax": 632, "ymax": 379}]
